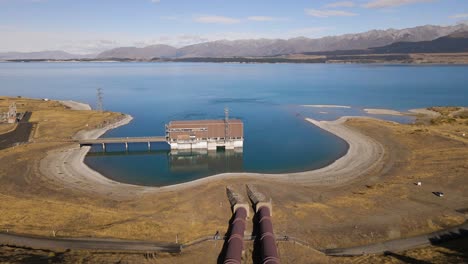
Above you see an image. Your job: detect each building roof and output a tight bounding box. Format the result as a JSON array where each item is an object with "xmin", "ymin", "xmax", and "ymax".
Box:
[
  {"xmin": 167, "ymin": 119, "xmax": 243, "ymax": 139},
  {"xmin": 168, "ymin": 119, "xmax": 242, "ymax": 126}
]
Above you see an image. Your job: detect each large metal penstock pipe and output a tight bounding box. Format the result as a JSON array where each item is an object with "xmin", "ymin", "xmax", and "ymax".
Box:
[
  {"xmin": 258, "ymin": 206, "xmax": 280, "ymax": 264},
  {"xmin": 223, "ymin": 207, "xmax": 247, "ymax": 264}
]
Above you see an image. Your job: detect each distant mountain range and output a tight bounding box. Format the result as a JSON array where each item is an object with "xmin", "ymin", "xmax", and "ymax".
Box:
[
  {"xmin": 0, "ymin": 50, "xmax": 92, "ymax": 61},
  {"xmin": 1, "ymin": 24, "xmax": 468, "ymax": 61},
  {"xmin": 95, "ymin": 24, "xmax": 468, "ymax": 59},
  {"xmin": 96, "ymin": 44, "xmax": 177, "ymax": 59},
  {"xmin": 370, "ymin": 30, "xmax": 468, "ymax": 54},
  {"xmin": 302, "ymin": 31, "xmax": 468, "ymax": 56}
]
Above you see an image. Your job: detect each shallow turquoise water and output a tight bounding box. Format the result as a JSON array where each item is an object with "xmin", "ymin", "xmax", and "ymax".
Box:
[{"xmin": 0, "ymin": 63, "xmax": 467, "ymax": 186}]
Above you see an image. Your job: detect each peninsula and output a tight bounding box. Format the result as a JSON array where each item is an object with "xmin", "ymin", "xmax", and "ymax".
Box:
[{"xmin": 0, "ymin": 96, "xmax": 467, "ymax": 263}]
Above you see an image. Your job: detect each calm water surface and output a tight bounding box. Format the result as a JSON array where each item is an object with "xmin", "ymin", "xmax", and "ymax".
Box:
[{"xmin": 0, "ymin": 63, "xmax": 467, "ymax": 186}]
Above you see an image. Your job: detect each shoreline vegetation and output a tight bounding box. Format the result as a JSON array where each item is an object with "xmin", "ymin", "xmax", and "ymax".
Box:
[
  {"xmin": 3, "ymin": 52, "xmax": 468, "ymax": 64},
  {"xmin": 1, "ymin": 97, "xmax": 467, "ymax": 263}
]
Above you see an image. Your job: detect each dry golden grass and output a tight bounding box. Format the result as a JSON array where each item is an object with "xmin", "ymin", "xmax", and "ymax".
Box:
[
  {"xmin": 0, "ymin": 123, "xmax": 16, "ymax": 134},
  {"xmin": 30, "ymin": 109, "xmax": 122, "ymax": 140},
  {"xmin": 410, "ymin": 53, "xmax": 468, "ymax": 64},
  {"xmin": 0, "ymin": 96, "xmax": 124, "ymax": 140},
  {"xmin": 0, "ymin": 98, "xmax": 467, "ymax": 263},
  {"xmin": 1, "ymin": 237, "xmax": 466, "ymax": 264},
  {"xmin": 428, "ymin": 106, "xmax": 461, "ymax": 116},
  {"xmin": 453, "ymin": 108, "xmax": 468, "ymax": 118}
]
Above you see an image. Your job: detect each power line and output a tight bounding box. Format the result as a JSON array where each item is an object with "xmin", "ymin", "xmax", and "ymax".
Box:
[
  {"xmin": 96, "ymin": 88, "xmax": 103, "ymax": 111},
  {"xmin": 224, "ymin": 107, "xmax": 229, "ymax": 141}
]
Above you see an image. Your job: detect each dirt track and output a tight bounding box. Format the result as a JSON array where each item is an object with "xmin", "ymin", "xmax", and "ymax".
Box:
[
  {"xmin": 0, "ymin": 232, "xmax": 181, "ymax": 253},
  {"xmin": 0, "ymin": 98, "xmax": 467, "ymax": 263},
  {"xmin": 325, "ymin": 221, "xmax": 468, "ymax": 256},
  {"xmin": 0, "ymin": 112, "xmax": 32, "ymax": 149}
]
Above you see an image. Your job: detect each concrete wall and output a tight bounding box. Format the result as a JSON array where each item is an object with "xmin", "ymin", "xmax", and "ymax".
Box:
[{"xmin": 169, "ymin": 139, "xmax": 243, "ymax": 150}]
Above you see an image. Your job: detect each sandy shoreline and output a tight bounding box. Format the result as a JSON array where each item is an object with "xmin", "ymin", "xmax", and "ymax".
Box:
[
  {"xmin": 364, "ymin": 108, "xmax": 404, "ymax": 116},
  {"xmin": 301, "ymin": 104, "xmax": 351, "ymax": 108},
  {"xmin": 59, "ymin": 100, "xmax": 92, "ymax": 111},
  {"xmin": 40, "ymin": 100, "xmax": 385, "ymax": 198},
  {"xmin": 143, "ymin": 116, "xmax": 384, "ymax": 193},
  {"xmin": 408, "ymin": 108, "xmax": 441, "ymax": 118},
  {"xmin": 40, "ymin": 100, "xmax": 146, "ymax": 198}
]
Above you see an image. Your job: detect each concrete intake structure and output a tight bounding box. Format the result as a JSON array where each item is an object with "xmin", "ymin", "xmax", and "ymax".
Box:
[
  {"xmin": 166, "ymin": 119, "xmax": 243, "ymax": 151},
  {"xmin": 78, "ymin": 110, "xmax": 243, "ymax": 151},
  {"xmin": 78, "ymin": 120, "xmax": 244, "ymax": 151}
]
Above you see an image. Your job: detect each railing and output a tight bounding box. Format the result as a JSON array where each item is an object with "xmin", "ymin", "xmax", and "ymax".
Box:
[{"xmin": 78, "ymin": 136, "xmax": 167, "ymax": 144}]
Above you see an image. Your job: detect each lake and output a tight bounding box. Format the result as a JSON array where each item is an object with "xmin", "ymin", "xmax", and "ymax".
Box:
[{"xmin": 1, "ymin": 62, "xmax": 467, "ymax": 186}]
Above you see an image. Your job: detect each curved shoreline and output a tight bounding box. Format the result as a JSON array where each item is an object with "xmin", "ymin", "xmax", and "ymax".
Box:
[
  {"xmin": 39, "ymin": 102, "xmax": 385, "ymax": 198},
  {"xmin": 59, "ymin": 100, "xmax": 92, "ymax": 111}
]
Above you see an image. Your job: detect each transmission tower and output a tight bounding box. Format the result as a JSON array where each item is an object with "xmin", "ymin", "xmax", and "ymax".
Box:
[
  {"xmin": 8, "ymin": 102, "xmax": 17, "ymax": 119},
  {"xmin": 224, "ymin": 107, "xmax": 229, "ymax": 141},
  {"xmin": 96, "ymin": 88, "xmax": 104, "ymax": 111},
  {"xmin": 7, "ymin": 102, "xmax": 17, "ymax": 123}
]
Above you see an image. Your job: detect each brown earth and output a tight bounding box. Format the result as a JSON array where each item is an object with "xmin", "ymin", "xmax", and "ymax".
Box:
[
  {"xmin": 0, "ymin": 97, "xmax": 467, "ymax": 263},
  {"xmin": 410, "ymin": 53, "xmax": 468, "ymax": 64},
  {"xmin": 0, "ymin": 124, "xmax": 16, "ymax": 135},
  {"xmin": 0, "ymin": 237, "xmax": 466, "ymax": 263},
  {"xmin": 281, "ymin": 53, "xmax": 468, "ymax": 64}
]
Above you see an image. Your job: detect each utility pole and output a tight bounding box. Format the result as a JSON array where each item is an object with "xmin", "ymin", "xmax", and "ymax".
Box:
[
  {"xmin": 96, "ymin": 88, "xmax": 103, "ymax": 111},
  {"xmin": 8, "ymin": 102, "xmax": 17, "ymax": 118},
  {"xmin": 7, "ymin": 102, "xmax": 17, "ymax": 124},
  {"xmin": 224, "ymin": 107, "xmax": 229, "ymax": 141}
]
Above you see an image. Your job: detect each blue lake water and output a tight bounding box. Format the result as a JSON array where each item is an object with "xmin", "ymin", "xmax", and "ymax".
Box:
[{"xmin": 0, "ymin": 63, "xmax": 467, "ymax": 186}]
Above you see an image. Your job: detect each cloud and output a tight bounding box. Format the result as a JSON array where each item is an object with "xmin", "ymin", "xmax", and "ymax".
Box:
[
  {"xmin": 363, "ymin": 0, "xmax": 432, "ymax": 9},
  {"xmin": 194, "ymin": 16, "xmax": 241, "ymax": 24},
  {"xmin": 325, "ymin": 1, "xmax": 355, "ymax": 8},
  {"xmin": 247, "ymin": 16, "xmax": 275, "ymax": 21},
  {"xmin": 305, "ymin": 9, "xmax": 358, "ymax": 17},
  {"xmin": 0, "ymin": 24, "xmax": 332, "ymax": 54},
  {"xmin": 150, "ymin": 0, "xmax": 160, "ymax": 3},
  {"xmin": 449, "ymin": 13, "xmax": 468, "ymax": 19}
]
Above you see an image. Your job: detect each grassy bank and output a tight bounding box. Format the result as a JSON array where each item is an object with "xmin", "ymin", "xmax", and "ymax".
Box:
[{"xmin": 0, "ymin": 97, "xmax": 467, "ymax": 263}]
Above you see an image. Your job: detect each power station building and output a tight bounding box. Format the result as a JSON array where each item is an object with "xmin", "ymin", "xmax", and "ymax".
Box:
[
  {"xmin": 0, "ymin": 103, "xmax": 18, "ymax": 124},
  {"xmin": 165, "ymin": 119, "xmax": 244, "ymax": 151}
]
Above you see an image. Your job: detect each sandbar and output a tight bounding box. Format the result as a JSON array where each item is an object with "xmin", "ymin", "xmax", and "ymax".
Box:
[{"xmin": 301, "ymin": 105, "xmax": 351, "ymax": 109}]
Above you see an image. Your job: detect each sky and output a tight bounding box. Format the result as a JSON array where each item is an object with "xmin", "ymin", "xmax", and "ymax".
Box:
[{"xmin": 0, "ymin": 0, "xmax": 467, "ymax": 54}]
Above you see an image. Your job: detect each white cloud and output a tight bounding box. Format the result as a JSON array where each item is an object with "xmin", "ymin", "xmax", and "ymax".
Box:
[
  {"xmin": 247, "ymin": 16, "xmax": 284, "ymax": 22},
  {"xmin": 0, "ymin": 25, "xmax": 334, "ymax": 54},
  {"xmin": 150, "ymin": 0, "xmax": 160, "ymax": 3},
  {"xmin": 363, "ymin": 0, "xmax": 432, "ymax": 9},
  {"xmin": 449, "ymin": 13, "xmax": 468, "ymax": 19},
  {"xmin": 305, "ymin": 9, "xmax": 358, "ymax": 17},
  {"xmin": 194, "ymin": 16, "xmax": 241, "ymax": 24},
  {"xmin": 325, "ymin": 1, "xmax": 355, "ymax": 8}
]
